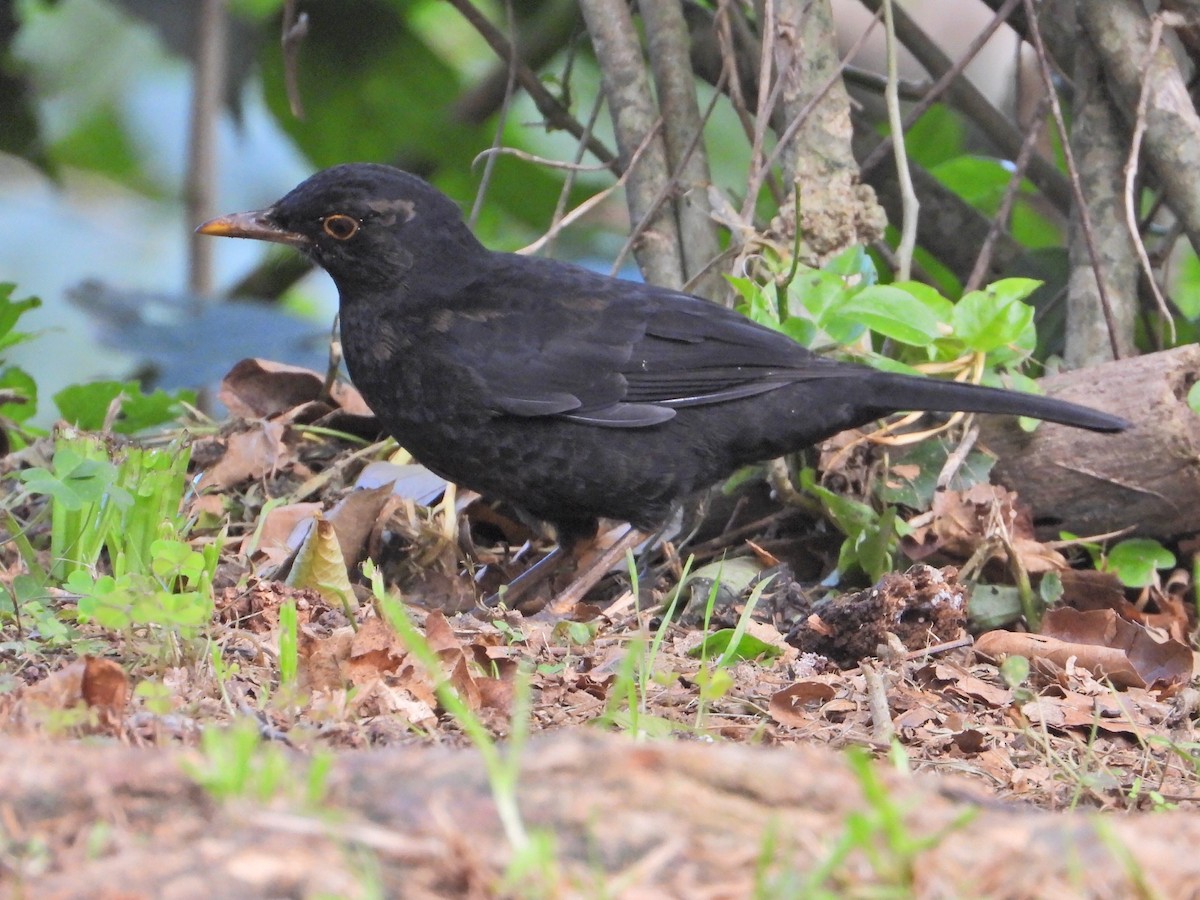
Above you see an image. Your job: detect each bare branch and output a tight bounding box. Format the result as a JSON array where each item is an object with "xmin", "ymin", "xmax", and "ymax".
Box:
[
  {"xmin": 640, "ymin": 0, "xmax": 722, "ymax": 295},
  {"xmin": 280, "ymin": 0, "xmax": 308, "ymax": 119},
  {"xmin": 579, "ymin": 0, "xmax": 684, "ymax": 287},
  {"xmin": 857, "ymin": 0, "xmax": 1072, "ymax": 213},
  {"xmin": 185, "ymin": 0, "xmax": 228, "ymax": 302},
  {"xmin": 447, "ymin": 0, "xmax": 619, "ymax": 171},
  {"xmin": 1025, "ymin": 0, "xmax": 1124, "ymax": 361}
]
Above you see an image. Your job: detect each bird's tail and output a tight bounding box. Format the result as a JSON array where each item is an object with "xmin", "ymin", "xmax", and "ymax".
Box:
[{"xmin": 863, "ymin": 371, "xmax": 1129, "ymax": 433}]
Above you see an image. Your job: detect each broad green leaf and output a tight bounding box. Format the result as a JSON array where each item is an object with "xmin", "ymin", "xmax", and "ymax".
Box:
[
  {"xmin": 0, "ymin": 367, "xmax": 37, "ymax": 423},
  {"xmin": 889, "ymin": 280, "xmax": 955, "ymax": 322},
  {"xmin": 687, "ymin": 629, "xmax": 782, "ymax": 662},
  {"xmin": 931, "ymin": 155, "xmax": 1010, "ymax": 213},
  {"xmin": 826, "ymin": 284, "xmax": 943, "ymax": 346},
  {"xmin": 1103, "ymin": 539, "xmax": 1176, "ymax": 588},
  {"xmin": 53, "ymin": 381, "xmax": 194, "ymax": 433},
  {"xmin": 952, "ymin": 280, "xmax": 1038, "ymax": 352},
  {"xmin": 904, "ymin": 106, "xmax": 967, "ymax": 169},
  {"xmin": 790, "ymin": 268, "xmax": 854, "ymax": 324}
]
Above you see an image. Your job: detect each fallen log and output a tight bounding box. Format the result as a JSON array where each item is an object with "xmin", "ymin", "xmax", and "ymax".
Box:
[{"xmin": 980, "ymin": 344, "xmax": 1200, "ymax": 540}]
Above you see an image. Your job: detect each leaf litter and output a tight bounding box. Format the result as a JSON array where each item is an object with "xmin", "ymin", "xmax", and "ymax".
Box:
[{"xmin": 2, "ymin": 358, "xmax": 1199, "ymax": 894}]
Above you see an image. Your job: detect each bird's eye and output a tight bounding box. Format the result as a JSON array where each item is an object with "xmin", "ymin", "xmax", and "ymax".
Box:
[{"xmin": 322, "ymin": 214, "xmax": 360, "ymax": 240}]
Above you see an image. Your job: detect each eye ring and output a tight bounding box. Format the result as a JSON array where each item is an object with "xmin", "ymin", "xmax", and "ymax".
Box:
[{"xmin": 322, "ymin": 214, "xmax": 360, "ymax": 240}]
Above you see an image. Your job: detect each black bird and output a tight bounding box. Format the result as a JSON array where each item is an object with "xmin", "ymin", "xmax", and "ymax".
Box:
[{"xmin": 198, "ymin": 163, "xmax": 1128, "ymax": 550}]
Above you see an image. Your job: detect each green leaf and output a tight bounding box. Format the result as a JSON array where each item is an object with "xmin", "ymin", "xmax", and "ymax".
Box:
[
  {"xmin": 20, "ymin": 449, "xmax": 121, "ymax": 511},
  {"xmin": 0, "ymin": 285, "xmax": 41, "ymax": 348},
  {"xmin": 1103, "ymin": 539, "xmax": 1176, "ymax": 588},
  {"xmin": 0, "ymin": 367, "xmax": 37, "ymax": 423},
  {"xmin": 687, "ymin": 629, "xmax": 782, "ymax": 662},
  {"xmin": 826, "ymin": 284, "xmax": 943, "ymax": 346},
  {"xmin": 969, "ymin": 583, "xmax": 1023, "ymax": 631},
  {"xmin": 904, "ymin": 106, "xmax": 966, "ymax": 169},
  {"xmin": 879, "ymin": 438, "xmax": 995, "ymax": 509},
  {"xmin": 822, "ymin": 245, "xmax": 878, "ymax": 284},
  {"xmin": 790, "ymin": 268, "xmax": 855, "ymax": 324},
  {"xmin": 53, "ymin": 381, "xmax": 194, "ymax": 433},
  {"xmin": 931, "ymin": 156, "xmax": 1010, "ymax": 214},
  {"xmin": 951, "ymin": 280, "xmax": 1039, "ymax": 352}
]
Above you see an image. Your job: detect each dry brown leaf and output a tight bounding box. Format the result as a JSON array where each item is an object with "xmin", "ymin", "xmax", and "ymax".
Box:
[
  {"xmin": 976, "ymin": 609, "xmax": 1192, "ymax": 690},
  {"xmin": 977, "ymin": 631, "xmax": 1142, "ymax": 688},
  {"xmin": 300, "ymin": 627, "xmax": 354, "ymax": 692},
  {"xmin": 424, "ymin": 611, "xmax": 482, "ymax": 713},
  {"xmin": 769, "ymin": 681, "xmax": 837, "ymax": 727},
  {"xmin": 197, "ymin": 421, "xmax": 288, "ymax": 491},
  {"xmin": 325, "ymin": 484, "xmax": 394, "ymax": 570},
  {"xmin": 81, "ymin": 656, "xmax": 129, "ymax": 722},
  {"xmin": 903, "ymin": 484, "xmax": 1066, "ymax": 573},
  {"xmin": 1041, "ymin": 607, "xmax": 1193, "ymax": 689},
  {"xmin": 347, "ymin": 617, "xmax": 406, "ymax": 683},
  {"xmin": 246, "ymin": 502, "xmax": 323, "ymax": 564},
  {"xmin": 219, "ymin": 359, "xmax": 371, "ymax": 419}
]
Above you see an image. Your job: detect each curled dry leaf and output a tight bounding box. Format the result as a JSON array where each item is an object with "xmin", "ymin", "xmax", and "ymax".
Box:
[
  {"xmin": 15, "ymin": 656, "xmax": 128, "ymax": 733},
  {"xmin": 976, "ymin": 607, "xmax": 1192, "ymax": 690},
  {"xmin": 903, "ymin": 483, "xmax": 1066, "ymax": 573},
  {"xmin": 196, "ymin": 421, "xmax": 288, "ymax": 492},
  {"xmin": 769, "ymin": 680, "xmax": 838, "ymax": 727},
  {"xmin": 286, "ymin": 516, "xmax": 356, "ymax": 609},
  {"xmin": 219, "ymin": 358, "xmax": 372, "ymax": 420}
]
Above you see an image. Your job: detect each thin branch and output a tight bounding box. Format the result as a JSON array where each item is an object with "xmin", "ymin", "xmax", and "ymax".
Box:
[
  {"xmin": 280, "ymin": 0, "xmax": 308, "ymax": 119},
  {"xmin": 545, "ymin": 91, "xmax": 607, "ymax": 258},
  {"xmin": 1124, "ymin": 13, "xmax": 1178, "ymax": 345},
  {"xmin": 580, "ymin": 0, "xmax": 684, "ymax": 286},
  {"xmin": 857, "ymin": 0, "xmax": 1072, "ymax": 213},
  {"xmin": 469, "ymin": 0, "xmax": 518, "ymax": 229},
  {"xmin": 446, "ymin": 0, "xmax": 619, "ymax": 171},
  {"xmin": 882, "ymin": 0, "xmax": 917, "ymax": 281},
  {"xmin": 518, "ymin": 122, "xmax": 662, "ymax": 257},
  {"xmin": 861, "ymin": 0, "xmax": 1023, "ymax": 174},
  {"xmin": 965, "ymin": 98, "xmax": 1047, "ymax": 292},
  {"xmin": 185, "ymin": 0, "xmax": 228, "ymax": 303},
  {"xmin": 748, "ymin": 7, "xmax": 884, "ymax": 220},
  {"xmin": 1025, "ymin": 0, "xmax": 1123, "ymax": 360},
  {"xmin": 640, "ymin": 0, "xmax": 722, "ymax": 293}
]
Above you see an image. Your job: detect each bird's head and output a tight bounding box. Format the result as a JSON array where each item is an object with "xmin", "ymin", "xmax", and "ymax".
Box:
[{"xmin": 197, "ymin": 163, "xmax": 484, "ymax": 292}]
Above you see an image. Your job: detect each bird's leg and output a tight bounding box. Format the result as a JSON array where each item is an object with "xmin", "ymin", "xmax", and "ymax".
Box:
[
  {"xmin": 546, "ymin": 525, "xmax": 647, "ymax": 615},
  {"xmin": 481, "ymin": 545, "xmax": 565, "ymax": 609}
]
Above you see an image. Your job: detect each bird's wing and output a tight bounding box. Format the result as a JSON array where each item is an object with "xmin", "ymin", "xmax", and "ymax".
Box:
[{"xmin": 439, "ymin": 269, "xmax": 836, "ymax": 429}]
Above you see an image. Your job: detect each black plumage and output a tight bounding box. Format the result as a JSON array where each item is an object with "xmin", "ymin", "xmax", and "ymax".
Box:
[{"xmin": 199, "ymin": 163, "xmax": 1128, "ymax": 547}]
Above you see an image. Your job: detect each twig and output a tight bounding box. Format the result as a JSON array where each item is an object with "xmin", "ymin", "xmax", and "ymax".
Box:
[
  {"xmin": 518, "ymin": 123, "xmax": 662, "ymax": 257},
  {"xmin": 1024, "ymin": 0, "xmax": 1123, "ymax": 361},
  {"xmin": 446, "ymin": 0, "xmax": 619, "ymax": 171},
  {"xmin": 547, "ymin": 526, "xmax": 646, "ymax": 614},
  {"xmin": 280, "ymin": 0, "xmax": 308, "ymax": 119},
  {"xmin": 862, "ymin": 662, "xmax": 896, "ymax": 745},
  {"xmin": 965, "ymin": 97, "xmax": 1048, "ymax": 292},
  {"xmin": 544, "ymin": 91, "xmax": 607, "ymax": 258},
  {"xmin": 754, "ymin": 6, "xmax": 883, "ymax": 216},
  {"xmin": 185, "ymin": 0, "xmax": 228, "ymax": 303},
  {"xmin": 861, "ymin": 0, "xmax": 1023, "ymax": 175},
  {"xmin": 935, "ymin": 423, "xmax": 980, "ymax": 491},
  {"xmin": 881, "ymin": 0, "xmax": 917, "ymax": 281},
  {"xmin": 469, "ymin": 0, "xmax": 518, "ymax": 229},
  {"xmin": 857, "ymin": 0, "xmax": 1072, "ymax": 213},
  {"xmin": 1124, "ymin": 13, "xmax": 1178, "ymax": 345}
]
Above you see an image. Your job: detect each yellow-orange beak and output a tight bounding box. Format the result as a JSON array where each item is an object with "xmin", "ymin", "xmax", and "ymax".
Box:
[{"xmin": 195, "ymin": 210, "xmax": 309, "ymax": 248}]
